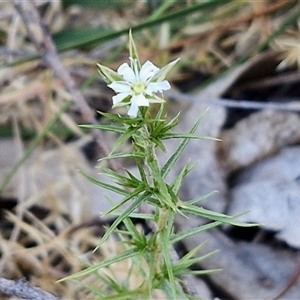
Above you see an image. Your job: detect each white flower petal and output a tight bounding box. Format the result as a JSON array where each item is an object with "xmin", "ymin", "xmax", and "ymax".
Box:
[
  {"xmin": 139, "ymin": 61, "xmax": 159, "ymax": 81},
  {"xmin": 107, "ymin": 55, "xmax": 176, "ymax": 117},
  {"xmin": 127, "ymin": 101, "xmax": 139, "ymax": 117},
  {"xmin": 146, "ymin": 80, "xmax": 170, "ymax": 94},
  {"xmin": 117, "ymin": 63, "xmax": 137, "ymax": 83},
  {"xmin": 133, "ymin": 93, "xmax": 149, "ymax": 107},
  {"xmin": 112, "ymin": 93, "xmax": 131, "ymax": 105},
  {"xmin": 108, "ymin": 82, "xmax": 131, "ymax": 93}
]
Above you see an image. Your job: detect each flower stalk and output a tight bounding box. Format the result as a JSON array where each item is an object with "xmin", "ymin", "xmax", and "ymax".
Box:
[{"xmin": 60, "ymin": 30, "xmax": 256, "ymax": 299}]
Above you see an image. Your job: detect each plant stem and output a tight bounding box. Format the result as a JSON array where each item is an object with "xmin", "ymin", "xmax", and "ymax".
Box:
[{"xmin": 136, "ymin": 123, "xmax": 175, "ymax": 281}]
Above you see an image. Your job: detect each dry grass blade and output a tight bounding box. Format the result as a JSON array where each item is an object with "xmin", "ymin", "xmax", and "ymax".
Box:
[{"xmin": 12, "ymin": 0, "xmax": 118, "ymax": 170}]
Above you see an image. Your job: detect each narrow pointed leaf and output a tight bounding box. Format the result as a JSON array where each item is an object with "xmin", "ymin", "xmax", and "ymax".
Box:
[
  {"xmin": 155, "ymin": 103, "xmax": 166, "ymax": 120},
  {"xmin": 99, "ymin": 111, "xmax": 141, "ymax": 124},
  {"xmin": 110, "ymin": 127, "xmax": 135, "ymax": 155},
  {"xmin": 98, "ymin": 151, "xmax": 144, "ymax": 161},
  {"xmin": 186, "ymin": 190, "xmax": 218, "ymax": 205},
  {"xmin": 174, "ymin": 250, "xmax": 218, "ymax": 272},
  {"xmin": 161, "ymin": 108, "xmax": 209, "ymax": 179},
  {"xmin": 129, "ymin": 30, "xmax": 141, "ymax": 69},
  {"xmin": 152, "ymin": 58, "xmax": 180, "ymax": 82},
  {"xmin": 171, "ymin": 221, "xmax": 222, "ymax": 243},
  {"xmin": 162, "ymin": 112, "xmax": 180, "ymax": 132},
  {"xmin": 97, "ymin": 63, "xmax": 123, "ymax": 83},
  {"xmin": 162, "ymin": 133, "xmax": 221, "ymax": 140},
  {"xmin": 160, "ymin": 229, "xmax": 176, "ymax": 298},
  {"xmin": 180, "ymin": 204, "xmax": 258, "ymax": 226},
  {"xmin": 150, "ymin": 137, "xmax": 166, "ymax": 152},
  {"xmin": 96, "ymin": 192, "xmax": 151, "ymax": 250},
  {"xmin": 103, "ymin": 186, "xmax": 145, "ymax": 216},
  {"xmin": 58, "ymin": 248, "xmax": 137, "ymax": 282},
  {"xmin": 109, "ymin": 212, "xmax": 155, "ymax": 220},
  {"xmin": 187, "ymin": 269, "xmax": 221, "ymax": 276},
  {"xmin": 78, "ymin": 169, "xmax": 127, "ymax": 196},
  {"xmin": 171, "ymin": 163, "xmax": 196, "ymax": 195},
  {"xmin": 79, "ymin": 124, "xmax": 126, "ymax": 134}
]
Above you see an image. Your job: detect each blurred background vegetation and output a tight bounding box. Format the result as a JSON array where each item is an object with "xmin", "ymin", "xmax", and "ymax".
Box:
[{"xmin": 0, "ymin": 0, "xmax": 300, "ymax": 299}]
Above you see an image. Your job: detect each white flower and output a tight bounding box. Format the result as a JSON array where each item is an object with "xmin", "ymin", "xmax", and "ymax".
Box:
[{"xmin": 108, "ymin": 58, "xmax": 170, "ymax": 117}]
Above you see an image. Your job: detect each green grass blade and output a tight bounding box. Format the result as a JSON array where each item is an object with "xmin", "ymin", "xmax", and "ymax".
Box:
[{"xmin": 53, "ymin": 1, "xmax": 231, "ymax": 51}]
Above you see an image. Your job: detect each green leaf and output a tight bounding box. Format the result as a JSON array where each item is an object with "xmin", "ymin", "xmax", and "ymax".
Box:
[
  {"xmin": 97, "ymin": 63, "xmax": 123, "ymax": 84},
  {"xmin": 186, "ymin": 269, "xmax": 221, "ymax": 276},
  {"xmin": 170, "ymin": 163, "xmax": 196, "ymax": 195},
  {"xmin": 58, "ymin": 248, "xmax": 137, "ymax": 282},
  {"xmin": 160, "ymin": 282, "xmax": 174, "ymax": 300},
  {"xmin": 162, "ymin": 112, "xmax": 180, "ymax": 132},
  {"xmin": 179, "ymin": 203, "xmax": 258, "ymax": 227},
  {"xmin": 98, "ymin": 290, "xmax": 145, "ymax": 300},
  {"xmin": 78, "ymin": 169, "xmax": 127, "ymax": 195},
  {"xmin": 136, "ymin": 157, "xmax": 148, "ymax": 185},
  {"xmin": 109, "ymin": 212, "xmax": 154, "ymax": 220},
  {"xmin": 161, "ymin": 108, "xmax": 209, "ymax": 179},
  {"xmin": 122, "ymin": 217, "xmax": 148, "ymax": 250},
  {"xmin": 99, "ymin": 112, "xmax": 160, "ymax": 128},
  {"xmin": 162, "ymin": 133, "xmax": 221, "ymax": 141},
  {"xmin": 154, "ymin": 102, "xmax": 166, "ymax": 120},
  {"xmin": 185, "ymin": 190, "xmax": 219, "ymax": 205},
  {"xmin": 103, "ymin": 186, "xmax": 145, "ymax": 216},
  {"xmin": 171, "ymin": 221, "xmax": 222, "ymax": 243},
  {"xmin": 173, "ymin": 245, "xmax": 218, "ymax": 276},
  {"xmin": 110, "ymin": 126, "xmax": 135, "ymax": 155},
  {"xmin": 129, "ymin": 30, "xmax": 141, "ymax": 69},
  {"xmin": 98, "ymin": 151, "xmax": 144, "ymax": 162},
  {"xmin": 160, "ymin": 228, "xmax": 176, "ymax": 298},
  {"xmin": 149, "ymin": 136, "xmax": 166, "ymax": 152},
  {"xmin": 154, "ymin": 188, "xmax": 178, "ymax": 213},
  {"xmin": 96, "ymin": 192, "xmax": 151, "ymax": 250},
  {"xmin": 98, "ymin": 166, "xmax": 142, "ymax": 188},
  {"xmin": 152, "ymin": 58, "xmax": 180, "ymax": 82},
  {"xmin": 149, "ymin": 112, "xmax": 180, "ymax": 141},
  {"xmin": 98, "ymin": 111, "xmax": 139, "ymax": 124},
  {"xmin": 79, "ymin": 124, "xmax": 126, "ymax": 134}
]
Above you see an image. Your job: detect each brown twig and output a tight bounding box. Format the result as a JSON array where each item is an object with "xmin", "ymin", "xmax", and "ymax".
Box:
[
  {"xmin": 12, "ymin": 0, "xmax": 119, "ymax": 171},
  {"xmin": 0, "ymin": 277, "xmax": 61, "ymax": 300}
]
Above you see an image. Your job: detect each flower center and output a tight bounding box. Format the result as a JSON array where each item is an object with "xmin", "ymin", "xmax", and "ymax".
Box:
[{"xmin": 132, "ymin": 82, "xmax": 146, "ymax": 94}]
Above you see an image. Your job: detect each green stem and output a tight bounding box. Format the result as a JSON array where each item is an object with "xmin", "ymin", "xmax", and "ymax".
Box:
[
  {"xmin": 154, "ymin": 208, "xmax": 170, "ymax": 272},
  {"xmin": 135, "ymin": 122, "xmax": 175, "ymax": 281}
]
